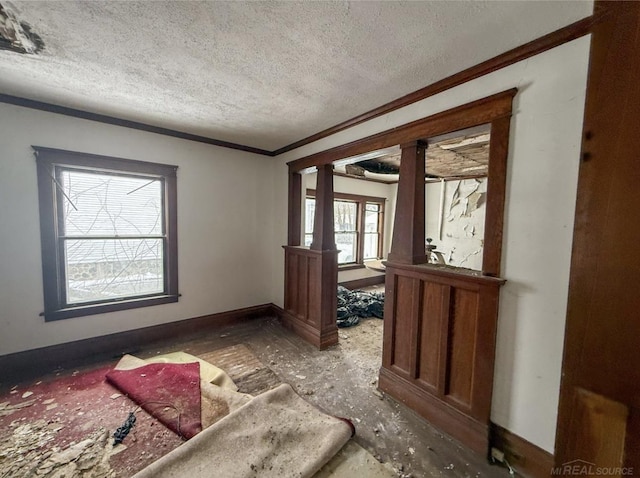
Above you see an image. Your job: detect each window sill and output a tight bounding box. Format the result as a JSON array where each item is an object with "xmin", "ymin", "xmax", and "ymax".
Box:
[
  {"xmin": 42, "ymin": 294, "xmax": 179, "ymax": 322},
  {"xmin": 338, "ymin": 264, "xmax": 365, "ymax": 271}
]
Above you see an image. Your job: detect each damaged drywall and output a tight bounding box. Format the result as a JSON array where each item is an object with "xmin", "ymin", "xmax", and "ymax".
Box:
[
  {"xmin": 0, "ymin": 1, "xmax": 44, "ymax": 54},
  {"xmin": 426, "ymin": 178, "xmax": 486, "ymax": 271}
]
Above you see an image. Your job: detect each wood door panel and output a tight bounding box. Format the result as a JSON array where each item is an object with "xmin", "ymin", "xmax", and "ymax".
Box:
[
  {"xmin": 285, "ymin": 251, "xmax": 298, "ymax": 313},
  {"xmin": 297, "ymin": 254, "xmax": 309, "ymax": 320},
  {"xmin": 417, "ymin": 281, "xmax": 447, "ymax": 391},
  {"xmin": 306, "ymin": 255, "xmax": 319, "ymax": 326},
  {"xmin": 446, "ymin": 288, "xmax": 479, "ymax": 408},
  {"xmin": 391, "ymin": 275, "xmax": 417, "ymax": 374}
]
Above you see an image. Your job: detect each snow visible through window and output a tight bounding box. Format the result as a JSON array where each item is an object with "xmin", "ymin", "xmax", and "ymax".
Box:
[{"xmin": 60, "ymin": 169, "xmax": 164, "ymax": 304}]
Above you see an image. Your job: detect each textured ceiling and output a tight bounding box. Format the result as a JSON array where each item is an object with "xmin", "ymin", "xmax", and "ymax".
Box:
[
  {"xmin": 0, "ymin": 1, "xmax": 593, "ymax": 151},
  {"xmin": 337, "ymin": 130, "xmax": 490, "ymax": 181}
]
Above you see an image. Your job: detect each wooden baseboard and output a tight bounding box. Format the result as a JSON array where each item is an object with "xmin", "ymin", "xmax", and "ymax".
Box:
[
  {"xmin": 338, "ymin": 274, "xmax": 385, "ymax": 290},
  {"xmin": 0, "ymin": 303, "xmax": 275, "ymax": 386},
  {"xmin": 274, "ymin": 305, "xmax": 338, "ymax": 350},
  {"xmin": 489, "ymin": 423, "xmax": 554, "ymax": 477},
  {"xmin": 378, "ymin": 366, "xmax": 489, "ymax": 455}
]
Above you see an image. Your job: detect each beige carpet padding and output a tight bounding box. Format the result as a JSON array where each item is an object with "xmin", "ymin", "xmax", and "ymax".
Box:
[
  {"xmin": 114, "ymin": 352, "xmax": 238, "ymax": 390},
  {"xmin": 132, "ymin": 383, "xmax": 353, "ymax": 478}
]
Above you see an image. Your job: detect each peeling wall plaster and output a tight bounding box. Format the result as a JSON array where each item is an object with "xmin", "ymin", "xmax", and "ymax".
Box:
[{"xmin": 426, "ymin": 178, "xmax": 486, "ymax": 271}]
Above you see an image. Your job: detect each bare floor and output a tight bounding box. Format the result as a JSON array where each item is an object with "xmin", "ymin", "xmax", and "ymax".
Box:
[
  {"xmin": 147, "ymin": 315, "xmax": 506, "ymax": 478},
  {"xmin": 3, "ymin": 315, "xmax": 508, "ymax": 478}
]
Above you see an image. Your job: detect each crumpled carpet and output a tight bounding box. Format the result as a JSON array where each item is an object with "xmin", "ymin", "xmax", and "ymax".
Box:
[
  {"xmin": 106, "ymin": 361, "xmax": 203, "ymax": 439},
  {"xmin": 132, "ymin": 383, "xmax": 354, "ymax": 478},
  {"xmin": 106, "ymin": 352, "xmax": 251, "ymax": 440}
]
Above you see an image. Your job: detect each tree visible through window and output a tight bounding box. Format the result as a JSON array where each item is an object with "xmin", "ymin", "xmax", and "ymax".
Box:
[
  {"xmin": 305, "ymin": 190, "xmax": 384, "ymax": 265},
  {"xmin": 35, "ymin": 147, "xmax": 178, "ymax": 321}
]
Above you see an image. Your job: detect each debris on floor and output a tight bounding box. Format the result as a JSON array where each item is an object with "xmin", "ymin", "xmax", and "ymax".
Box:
[
  {"xmin": 0, "ymin": 398, "xmax": 36, "ymax": 416},
  {"xmin": 0, "ymin": 419, "xmax": 118, "ymax": 477},
  {"xmin": 113, "ymin": 411, "xmax": 137, "ymax": 446},
  {"xmin": 337, "ymin": 286, "xmax": 384, "ymax": 328}
]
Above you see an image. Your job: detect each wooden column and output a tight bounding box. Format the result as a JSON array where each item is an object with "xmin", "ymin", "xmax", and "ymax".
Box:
[
  {"xmin": 482, "ymin": 115, "xmax": 511, "ymax": 276},
  {"xmin": 387, "ymin": 140, "xmax": 427, "ymax": 265},
  {"xmin": 310, "ymin": 164, "xmax": 336, "ymax": 251},
  {"xmin": 287, "ymin": 169, "xmax": 302, "ymax": 246},
  {"xmin": 281, "ymin": 163, "xmax": 338, "ymax": 349}
]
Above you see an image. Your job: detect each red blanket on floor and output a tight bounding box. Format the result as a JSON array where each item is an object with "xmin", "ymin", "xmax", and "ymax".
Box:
[{"xmin": 106, "ymin": 362, "xmax": 202, "ymax": 439}]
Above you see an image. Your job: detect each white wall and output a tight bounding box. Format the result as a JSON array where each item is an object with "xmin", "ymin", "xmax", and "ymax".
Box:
[
  {"xmin": 425, "ymin": 178, "xmax": 487, "ymax": 271},
  {"xmin": 270, "ymin": 36, "xmax": 591, "ymax": 453},
  {"xmin": 304, "ymin": 172, "xmax": 396, "ymax": 258},
  {"xmin": 0, "ymin": 103, "xmax": 274, "ymax": 356}
]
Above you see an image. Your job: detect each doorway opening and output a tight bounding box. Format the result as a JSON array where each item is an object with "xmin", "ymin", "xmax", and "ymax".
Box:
[{"xmin": 283, "ymin": 89, "xmax": 515, "ymax": 453}]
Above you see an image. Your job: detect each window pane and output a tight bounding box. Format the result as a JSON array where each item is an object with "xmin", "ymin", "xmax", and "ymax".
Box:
[
  {"xmin": 364, "ymin": 233, "xmax": 379, "ymax": 259},
  {"xmin": 305, "ymin": 198, "xmax": 315, "ymax": 234},
  {"xmin": 336, "ymin": 232, "xmax": 357, "ymax": 264},
  {"xmin": 61, "ymin": 170, "xmax": 162, "ymax": 236},
  {"xmin": 65, "ymin": 239, "xmax": 164, "ymax": 304},
  {"xmin": 365, "ymin": 203, "xmax": 380, "ymax": 212},
  {"xmin": 304, "ymin": 233, "xmax": 313, "ymax": 247},
  {"xmin": 334, "ymin": 201, "xmax": 357, "ymax": 232},
  {"xmin": 365, "ymin": 210, "xmax": 380, "ymax": 232}
]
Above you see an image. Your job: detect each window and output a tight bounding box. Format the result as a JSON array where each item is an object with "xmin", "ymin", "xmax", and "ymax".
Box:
[
  {"xmin": 35, "ymin": 147, "xmax": 178, "ymax": 321},
  {"xmin": 363, "ymin": 203, "xmax": 382, "ymax": 260},
  {"xmin": 305, "ymin": 190, "xmax": 384, "ymax": 265},
  {"xmin": 334, "ymin": 200, "xmax": 358, "ymax": 264}
]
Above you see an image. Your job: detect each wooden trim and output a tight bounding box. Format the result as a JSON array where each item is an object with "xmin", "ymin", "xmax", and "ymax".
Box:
[
  {"xmin": 33, "ymin": 146, "xmax": 179, "ymax": 175},
  {"xmin": 34, "ymin": 147, "xmax": 179, "ymax": 321},
  {"xmin": 483, "ymin": 115, "xmax": 511, "ymax": 276},
  {"xmin": 166, "ymin": 167, "xmax": 179, "ymax": 296},
  {"xmin": 0, "ymin": 94, "xmax": 273, "ymax": 156},
  {"xmin": 385, "ymin": 261, "xmax": 506, "ymax": 286},
  {"xmin": 277, "ymin": 307, "xmax": 339, "ymax": 350},
  {"xmin": 0, "ymin": 304, "xmax": 276, "ymax": 386},
  {"xmin": 273, "ymin": 15, "xmax": 599, "ymax": 156},
  {"xmin": 287, "ymin": 89, "xmax": 517, "ymax": 172},
  {"xmin": 288, "ymin": 169, "xmax": 302, "ymax": 246},
  {"xmin": 555, "ymin": 1, "xmax": 640, "ymax": 470},
  {"xmin": 490, "ymin": 423, "xmax": 554, "ymax": 478},
  {"xmin": 338, "ymin": 274, "xmax": 385, "ymax": 290}
]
